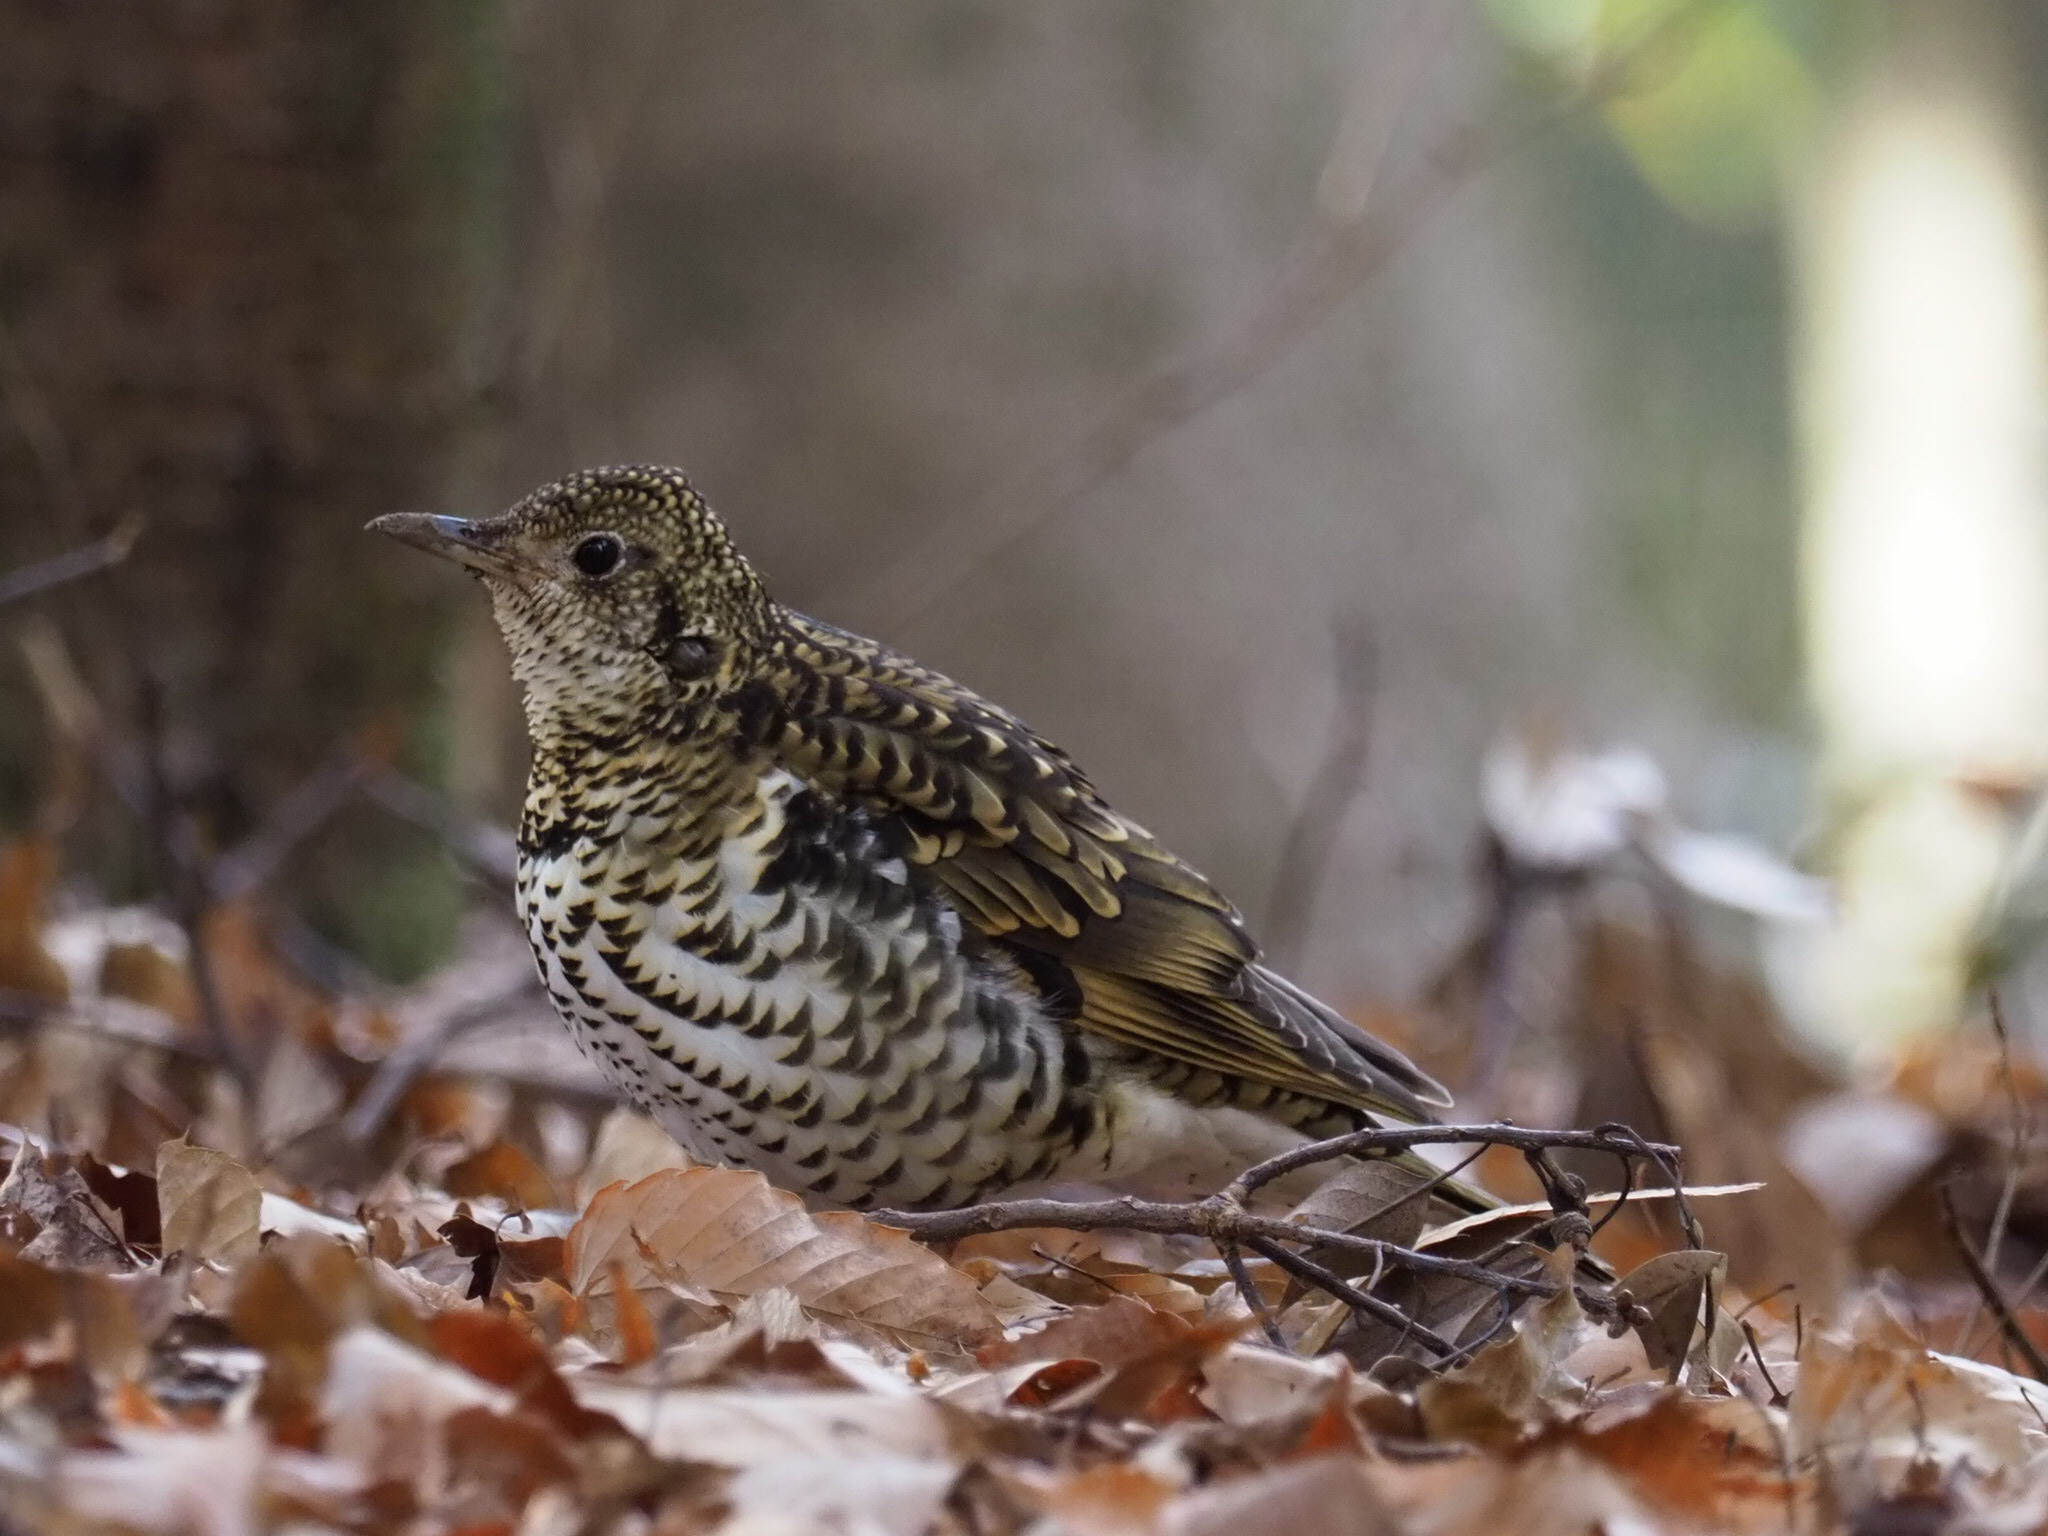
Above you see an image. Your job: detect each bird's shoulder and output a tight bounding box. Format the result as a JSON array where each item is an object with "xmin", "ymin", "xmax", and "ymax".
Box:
[{"xmin": 745, "ymin": 611, "xmax": 1220, "ymax": 938}]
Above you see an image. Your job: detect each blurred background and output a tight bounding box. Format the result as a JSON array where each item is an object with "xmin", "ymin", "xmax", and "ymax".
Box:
[{"xmin": 13, "ymin": 0, "xmax": 2048, "ymax": 1292}]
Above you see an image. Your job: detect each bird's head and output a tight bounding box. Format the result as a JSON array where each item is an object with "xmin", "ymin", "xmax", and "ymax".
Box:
[{"xmin": 371, "ymin": 465, "xmax": 774, "ymax": 741}]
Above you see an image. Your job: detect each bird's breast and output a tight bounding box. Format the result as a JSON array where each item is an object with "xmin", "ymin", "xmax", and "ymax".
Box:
[{"xmin": 514, "ymin": 763, "xmax": 1099, "ymax": 1206}]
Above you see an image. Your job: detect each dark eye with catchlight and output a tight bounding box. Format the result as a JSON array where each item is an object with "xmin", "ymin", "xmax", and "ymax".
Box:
[{"xmin": 571, "ymin": 533, "xmax": 625, "ymax": 579}]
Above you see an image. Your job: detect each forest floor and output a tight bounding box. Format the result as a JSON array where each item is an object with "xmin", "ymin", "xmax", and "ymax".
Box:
[{"xmin": 3, "ymin": 778, "xmax": 2048, "ymax": 1536}]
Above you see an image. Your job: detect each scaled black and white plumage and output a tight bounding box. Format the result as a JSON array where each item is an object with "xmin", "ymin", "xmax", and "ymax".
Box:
[{"xmin": 372, "ymin": 465, "xmax": 1455, "ymax": 1212}]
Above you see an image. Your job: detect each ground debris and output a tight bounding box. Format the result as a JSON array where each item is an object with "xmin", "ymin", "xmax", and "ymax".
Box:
[{"xmin": 6, "ymin": 830, "xmax": 2048, "ymax": 1535}]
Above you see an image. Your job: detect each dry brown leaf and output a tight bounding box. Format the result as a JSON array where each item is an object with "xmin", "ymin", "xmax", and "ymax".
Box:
[
  {"xmin": 1164, "ymin": 1455, "xmax": 1398, "ymax": 1536},
  {"xmin": 1614, "ymin": 1249, "xmax": 1725, "ymax": 1381},
  {"xmin": 607, "ymin": 1257, "xmax": 658, "ymax": 1366},
  {"xmin": 0, "ymin": 838, "xmax": 69, "ymax": 1000},
  {"xmin": 1197, "ymin": 1342, "xmax": 1348, "ymax": 1427},
  {"xmin": 200, "ymin": 905, "xmax": 336, "ymax": 1054},
  {"xmin": 1565, "ymin": 1391, "xmax": 1803, "ymax": 1530},
  {"xmin": 1417, "ymin": 1250, "xmax": 1587, "ymax": 1445},
  {"xmin": 1027, "ymin": 1462, "xmax": 1178, "ymax": 1536},
  {"xmin": 444, "ymin": 1140, "xmax": 560, "ymax": 1210},
  {"xmin": 443, "ymin": 1405, "xmax": 577, "ymax": 1513},
  {"xmin": 565, "ymin": 1166, "xmax": 1000, "ymax": 1352},
  {"xmin": 1088, "ymin": 1315, "xmax": 1247, "ymax": 1422},
  {"xmin": 577, "ymin": 1107, "xmax": 695, "ymax": 1201},
  {"xmin": 0, "ymin": 1246, "xmax": 67, "ymax": 1350},
  {"xmin": 1366, "ymin": 1443, "xmax": 1657, "ymax": 1536},
  {"xmin": 156, "ymin": 1139, "xmax": 261, "ymax": 1266},
  {"xmin": 1, "ymin": 1141, "xmax": 132, "ymax": 1270},
  {"xmin": 985, "ymin": 1295, "xmax": 1189, "ymax": 1369},
  {"xmin": 1286, "ymin": 1155, "xmax": 1436, "ymax": 1250},
  {"xmin": 58, "ymin": 1425, "xmax": 273, "ymax": 1536},
  {"xmin": 98, "ymin": 939, "xmax": 198, "ymax": 1024},
  {"xmin": 320, "ymin": 1325, "xmax": 517, "ymax": 1489},
  {"xmin": 77, "ymin": 1153, "xmax": 162, "ymax": 1250},
  {"xmin": 426, "ymin": 1308, "xmax": 620, "ymax": 1440},
  {"xmin": 1569, "ymin": 919, "xmax": 1853, "ymax": 1312},
  {"xmin": 1794, "ymin": 1319, "xmax": 2048, "ymax": 1506},
  {"xmin": 1094, "ymin": 1268, "xmax": 1211, "ymax": 1320}
]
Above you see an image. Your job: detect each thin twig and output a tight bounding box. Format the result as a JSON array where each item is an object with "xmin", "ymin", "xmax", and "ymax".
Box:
[
  {"xmin": 1243, "ymin": 1233, "xmax": 1453, "ymax": 1360},
  {"xmin": 209, "ymin": 746, "xmax": 372, "ymax": 902},
  {"xmin": 1220, "ymin": 1241, "xmax": 1287, "ymax": 1351},
  {"xmin": 127, "ymin": 660, "xmax": 257, "ymax": 1110},
  {"xmin": 1263, "ymin": 618, "xmax": 1377, "ymax": 971},
  {"xmin": 1596, "ymin": 1120, "xmax": 1704, "ymax": 1250},
  {"xmin": 844, "ymin": 0, "xmax": 1737, "ymax": 628},
  {"xmin": 1942, "ymin": 1182, "xmax": 2048, "ymax": 1384},
  {"xmin": 1222, "ymin": 1122, "xmax": 1681, "ymax": 1206},
  {"xmin": 1983, "ymin": 992, "xmax": 2032, "ymax": 1275},
  {"xmin": 0, "ymin": 516, "xmax": 144, "ymax": 608},
  {"xmin": 1587, "ymin": 1151, "xmax": 1638, "ymax": 1242},
  {"xmin": 1330, "ymin": 1144, "xmax": 1489, "ymax": 1241},
  {"xmin": 359, "ymin": 768, "xmax": 519, "ymax": 882},
  {"xmin": 1434, "ymin": 1292, "xmax": 1520, "ymax": 1371},
  {"xmin": 1740, "ymin": 1319, "xmax": 1789, "ymax": 1409},
  {"xmin": 873, "ymin": 1122, "xmax": 1686, "ymax": 1363},
  {"xmin": 879, "ymin": 1189, "xmax": 1565, "ymax": 1301},
  {"xmin": 341, "ymin": 978, "xmax": 544, "ymax": 1146}
]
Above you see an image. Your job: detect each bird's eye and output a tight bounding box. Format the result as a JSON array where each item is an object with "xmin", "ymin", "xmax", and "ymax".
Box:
[{"xmin": 570, "ymin": 533, "xmax": 625, "ymax": 579}]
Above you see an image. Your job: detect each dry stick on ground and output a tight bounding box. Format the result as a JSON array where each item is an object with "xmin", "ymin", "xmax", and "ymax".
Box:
[{"xmin": 875, "ymin": 1123, "xmax": 1684, "ymax": 1362}]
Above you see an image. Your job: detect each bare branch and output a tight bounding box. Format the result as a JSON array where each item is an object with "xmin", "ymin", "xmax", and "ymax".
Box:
[
  {"xmin": 340, "ymin": 978, "xmax": 545, "ymax": 1147},
  {"xmin": 874, "ymin": 1122, "xmax": 1684, "ymax": 1363},
  {"xmin": 1942, "ymin": 1181, "xmax": 2048, "ymax": 1385},
  {"xmin": 1221, "ymin": 1122, "xmax": 1681, "ymax": 1207},
  {"xmin": 0, "ymin": 516, "xmax": 143, "ymax": 609},
  {"xmin": 1243, "ymin": 1232, "xmax": 1455, "ymax": 1359},
  {"xmin": 359, "ymin": 767, "xmax": 520, "ymax": 883},
  {"xmin": 1263, "ymin": 618, "xmax": 1377, "ymax": 971},
  {"xmin": 846, "ymin": 0, "xmax": 1738, "ymax": 627}
]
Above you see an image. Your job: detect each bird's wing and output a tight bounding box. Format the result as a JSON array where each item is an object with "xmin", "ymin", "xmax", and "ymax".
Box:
[{"xmin": 754, "ymin": 615, "xmax": 1450, "ymax": 1122}]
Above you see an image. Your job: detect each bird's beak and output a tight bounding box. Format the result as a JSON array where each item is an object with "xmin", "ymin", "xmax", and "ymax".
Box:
[{"xmin": 368, "ymin": 513, "xmax": 527, "ymax": 581}]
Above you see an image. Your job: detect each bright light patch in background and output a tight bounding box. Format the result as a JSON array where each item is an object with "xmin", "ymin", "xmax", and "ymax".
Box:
[
  {"xmin": 1799, "ymin": 67, "xmax": 2048, "ymax": 1052},
  {"xmin": 1486, "ymin": 0, "xmax": 1813, "ymax": 230}
]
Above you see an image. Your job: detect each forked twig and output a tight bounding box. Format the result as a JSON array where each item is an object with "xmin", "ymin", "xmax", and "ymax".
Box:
[{"xmin": 875, "ymin": 1122, "xmax": 1683, "ymax": 1363}]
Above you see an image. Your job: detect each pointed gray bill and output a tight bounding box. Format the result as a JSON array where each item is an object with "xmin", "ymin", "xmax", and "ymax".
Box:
[{"xmin": 368, "ymin": 512, "xmax": 526, "ymax": 581}]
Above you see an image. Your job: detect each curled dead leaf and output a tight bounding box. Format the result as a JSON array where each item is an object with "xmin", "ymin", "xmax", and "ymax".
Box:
[{"xmin": 1615, "ymin": 1249, "xmax": 1725, "ymax": 1381}]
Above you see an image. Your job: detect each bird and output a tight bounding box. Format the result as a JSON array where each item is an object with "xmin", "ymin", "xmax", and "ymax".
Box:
[{"xmin": 371, "ymin": 465, "xmax": 1461, "ymax": 1216}]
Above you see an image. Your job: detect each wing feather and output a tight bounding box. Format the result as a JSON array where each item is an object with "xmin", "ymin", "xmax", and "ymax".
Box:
[{"xmin": 762, "ymin": 614, "xmax": 1449, "ymax": 1121}]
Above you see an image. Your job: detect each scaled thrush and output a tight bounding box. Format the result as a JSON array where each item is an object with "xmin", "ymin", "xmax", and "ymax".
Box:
[{"xmin": 373, "ymin": 466, "xmax": 1459, "ymax": 1213}]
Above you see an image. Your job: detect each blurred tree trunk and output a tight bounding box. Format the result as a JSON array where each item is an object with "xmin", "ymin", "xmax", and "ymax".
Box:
[{"xmin": 0, "ymin": 2, "xmax": 505, "ymax": 965}]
